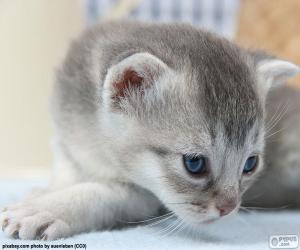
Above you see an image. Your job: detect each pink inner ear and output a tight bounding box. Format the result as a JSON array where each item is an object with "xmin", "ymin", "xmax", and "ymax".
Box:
[{"xmin": 113, "ymin": 69, "xmax": 143, "ymax": 97}]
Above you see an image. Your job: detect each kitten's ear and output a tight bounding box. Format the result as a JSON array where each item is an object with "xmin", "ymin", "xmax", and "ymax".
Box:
[
  {"xmin": 103, "ymin": 52, "xmax": 168, "ymax": 110},
  {"xmin": 255, "ymin": 58, "xmax": 300, "ymax": 95}
]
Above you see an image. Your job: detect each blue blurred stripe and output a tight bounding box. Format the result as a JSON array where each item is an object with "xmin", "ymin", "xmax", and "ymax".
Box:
[
  {"xmin": 192, "ymin": 0, "xmax": 202, "ymax": 23},
  {"xmin": 213, "ymin": 0, "xmax": 223, "ymax": 30},
  {"xmin": 151, "ymin": 0, "xmax": 160, "ymax": 19},
  {"xmin": 84, "ymin": 0, "xmax": 240, "ymax": 37},
  {"xmin": 171, "ymin": 0, "xmax": 181, "ymax": 20},
  {"xmin": 87, "ymin": 0, "xmax": 99, "ymax": 23}
]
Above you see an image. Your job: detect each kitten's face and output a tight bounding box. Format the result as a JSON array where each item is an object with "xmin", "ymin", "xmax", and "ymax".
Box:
[
  {"xmin": 119, "ymin": 72, "xmax": 265, "ymax": 225},
  {"xmin": 103, "ymin": 51, "xmax": 299, "ymax": 226},
  {"xmin": 131, "ymin": 121, "xmax": 265, "ymax": 225}
]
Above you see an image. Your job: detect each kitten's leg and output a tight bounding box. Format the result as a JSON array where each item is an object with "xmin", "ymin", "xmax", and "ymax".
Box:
[{"xmin": 0, "ymin": 182, "xmax": 161, "ymax": 240}]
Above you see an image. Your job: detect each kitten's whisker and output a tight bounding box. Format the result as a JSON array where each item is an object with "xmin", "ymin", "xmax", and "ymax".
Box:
[
  {"xmin": 159, "ymin": 219, "xmax": 184, "ymax": 238},
  {"xmin": 150, "ymin": 217, "xmax": 177, "ymax": 236},
  {"xmin": 241, "ymin": 205, "xmax": 290, "ymax": 211},
  {"xmin": 145, "ymin": 213, "xmax": 175, "ymax": 228},
  {"xmin": 266, "ymin": 104, "xmax": 289, "ymax": 134},
  {"xmin": 265, "ymin": 102, "xmax": 289, "ymax": 134},
  {"xmin": 266, "ymin": 102, "xmax": 288, "ymax": 129},
  {"xmin": 119, "ymin": 211, "xmax": 174, "ymax": 224},
  {"xmin": 156, "ymin": 218, "xmax": 181, "ymax": 237},
  {"xmin": 166, "ymin": 202, "xmax": 188, "ymax": 205},
  {"xmin": 176, "ymin": 220, "xmax": 187, "ymax": 235},
  {"xmin": 265, "ymin": 125, "xmax": 289, "ymax": 139},
  {"xmin": 157, "ymin": 222, "xmax": 178, "ymax": 237},
  {"xmin": 239, "ymin": 207, "xmax": 252, "ymax": 213}
]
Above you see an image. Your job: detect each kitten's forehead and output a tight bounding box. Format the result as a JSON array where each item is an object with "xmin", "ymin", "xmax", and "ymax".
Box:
[
  {"xmin": 201, "ymin": 75, "xmax": 263, "ymax": 147},
  {"xmin": 127, "ymin": 31, "xmax": 264, "ymax": 148},
  {"xmin": 188, "ymin": 41, "xmax": 264, "ymax": 147}
]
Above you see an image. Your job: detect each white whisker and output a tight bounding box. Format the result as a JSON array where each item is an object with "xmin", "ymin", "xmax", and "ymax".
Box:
[
  {"xmin": 159, "ymin": 219, "xmax": 184, "ymax": 238},
  {"xmin": 265, "ymin": 125, "xmax": 288, "ymax": 139},
  {"xmin": 265, "ymin": 102, "xmax": 289, "ymax": 134},
  {"xmin": 266, "ymin": 103, "xmax": 285, "ymax": 130},
  {"xmin": 145, "ymin": 213, "xmax": 175, "ymax": 228},
  {"xmin": 120, "ymin": 211, "xmax": 174, "ymax": 225},
  {"xmin": 156, "ymin": 218, "xmax": 181, "ymax": 237}
]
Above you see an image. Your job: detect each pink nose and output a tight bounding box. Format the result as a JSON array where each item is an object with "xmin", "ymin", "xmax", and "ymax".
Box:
[{"xmin": 216, "ymin": 199, "xmax": 237, "ymax": 216}]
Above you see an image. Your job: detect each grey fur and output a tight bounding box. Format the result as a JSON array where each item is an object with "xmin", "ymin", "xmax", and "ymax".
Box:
[
  {"xmin": 244, "ymin": 85, "xmax": 300, "ymax": 208},
  {"xmin": 1, "ymin": 21, "xmax": 299, "ymax": 240},
  {"xmin": 46, "ymin": 21, "xmax": 300, "ymax": 231},
  {"xmin": 51, "ymin": 21, "xmax": 279, "ymax": 224}
]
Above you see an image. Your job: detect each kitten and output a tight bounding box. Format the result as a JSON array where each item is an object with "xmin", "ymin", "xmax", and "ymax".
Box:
[{"xmin": 1, "ymin": 22, "xmax": 299, "ymax": 240}]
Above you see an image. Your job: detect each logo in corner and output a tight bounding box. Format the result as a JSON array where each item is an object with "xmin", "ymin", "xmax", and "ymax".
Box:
[{"xmin": 269, "ymin": 235, "xmax": 299, "ymax": 249}]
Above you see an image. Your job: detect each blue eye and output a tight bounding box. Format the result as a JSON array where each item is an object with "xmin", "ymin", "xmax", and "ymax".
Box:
[
  {"xmin": 183, "ymin": 155, "xmax": 208, "ymax": 175},
  {"xmin": 243, "ymin": 156, "xmax": 258, "ymax": 174}
]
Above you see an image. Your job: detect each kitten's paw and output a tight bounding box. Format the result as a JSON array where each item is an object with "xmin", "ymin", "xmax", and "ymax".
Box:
[{"xmin": 0, "ymin": 205, "xmax": 71, "ymax": 240}]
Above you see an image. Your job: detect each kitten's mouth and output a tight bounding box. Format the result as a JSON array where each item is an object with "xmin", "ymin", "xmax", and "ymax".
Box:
[{"xmin": 169, "ymin": 200, "xmax": 240, "ymax": 227}]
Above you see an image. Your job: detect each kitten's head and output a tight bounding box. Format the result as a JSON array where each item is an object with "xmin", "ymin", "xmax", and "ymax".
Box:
[{"xmin": 102, "ymin": 40, "xmax": 299, "ymax": 225}]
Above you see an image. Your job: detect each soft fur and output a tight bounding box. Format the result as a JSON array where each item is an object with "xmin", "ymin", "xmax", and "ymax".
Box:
[{"xmin": 1, "ymin": 22, "xmax": 299, "ymax": 240}]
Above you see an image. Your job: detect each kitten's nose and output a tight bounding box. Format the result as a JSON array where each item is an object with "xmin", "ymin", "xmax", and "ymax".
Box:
[{"xmin": 216, "ymin": 199, "xmax": 237, "ymax": 216}]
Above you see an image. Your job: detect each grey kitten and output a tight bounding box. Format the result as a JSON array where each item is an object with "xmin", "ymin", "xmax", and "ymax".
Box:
[{"xmin": 1, "ymin": 22, "xmax": 299, "ymax": 240}]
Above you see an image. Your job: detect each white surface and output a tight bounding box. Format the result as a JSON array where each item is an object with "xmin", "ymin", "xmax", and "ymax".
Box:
[{"xmin": 0, "ymin": 180, "xmax": 299, "ymax": 250}]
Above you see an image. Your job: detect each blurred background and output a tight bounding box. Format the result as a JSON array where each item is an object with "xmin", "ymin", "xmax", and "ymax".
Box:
[{"xmin": 0, "ymin": 0, "xmax": 299, "ymax": 179}]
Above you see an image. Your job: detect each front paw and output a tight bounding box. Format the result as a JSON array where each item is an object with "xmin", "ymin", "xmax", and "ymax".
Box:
[{"xmin": 0, "ymin": 204, "xmax": 71, "ymax": 240}]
